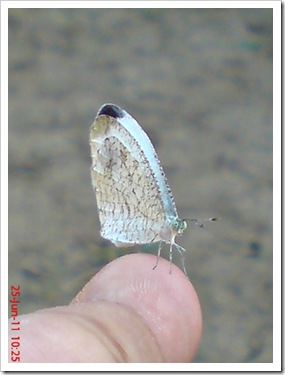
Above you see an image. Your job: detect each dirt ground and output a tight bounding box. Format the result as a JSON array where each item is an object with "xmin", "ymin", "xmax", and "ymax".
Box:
[{"xmin": 8, "ymin": 8, "xmax": 273, "ymax": 363}]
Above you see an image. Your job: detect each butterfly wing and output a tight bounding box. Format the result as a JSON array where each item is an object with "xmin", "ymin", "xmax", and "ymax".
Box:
[{"xmin": 90, "ymin": 105, "xmax": 177, "ymax": 246}]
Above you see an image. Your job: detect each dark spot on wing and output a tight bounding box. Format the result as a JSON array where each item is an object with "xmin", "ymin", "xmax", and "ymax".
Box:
[{"xmin": 98, "ymin": 104, "xmax": 124, "ymax": 119}]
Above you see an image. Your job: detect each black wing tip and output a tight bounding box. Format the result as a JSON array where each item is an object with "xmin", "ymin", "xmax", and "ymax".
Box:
[{"xmin": 97, "ymin": 103, "xmax": 124, "ymax": 119}]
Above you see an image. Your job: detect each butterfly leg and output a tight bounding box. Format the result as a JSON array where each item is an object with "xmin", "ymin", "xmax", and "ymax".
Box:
[
  {"xmin": 169, "ymin": 243, "xmax": 173, "ymax": 274},
  {"xmin": 153, "ymin": 241, "xmax": 162, "ymax": 270},
  {"xmin": 174, "ymin": 243, "xmax": 188, "ymax": 277}
]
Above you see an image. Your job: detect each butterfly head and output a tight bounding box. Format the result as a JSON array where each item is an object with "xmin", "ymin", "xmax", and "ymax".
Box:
[{"xmin": 171, "ymin": 217, "xmax": 187, "ymax": 236}]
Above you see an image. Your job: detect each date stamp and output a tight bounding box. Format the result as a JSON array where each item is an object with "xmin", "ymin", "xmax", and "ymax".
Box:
[{"xmin": 9, "ymin": 285, "xmax": 21, "ymax": 362}]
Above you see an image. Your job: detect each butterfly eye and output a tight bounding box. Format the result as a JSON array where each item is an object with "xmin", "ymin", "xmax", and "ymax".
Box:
[{"xmin": 178, "ymin": 220, "xmax": 187, "ymax": 235}]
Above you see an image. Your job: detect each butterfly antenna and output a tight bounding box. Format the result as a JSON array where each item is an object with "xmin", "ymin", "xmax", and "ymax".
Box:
[{"xmin": 185, "ymin": 217, "xmax": 220, "ymax": 229}]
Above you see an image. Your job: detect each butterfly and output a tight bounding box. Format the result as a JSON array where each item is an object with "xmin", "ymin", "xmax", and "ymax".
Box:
[{"xmin": 90, "ymin": 103, "xmax": 217, "ymax": 274}]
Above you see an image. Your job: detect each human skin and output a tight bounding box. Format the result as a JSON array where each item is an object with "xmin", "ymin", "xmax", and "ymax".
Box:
[{"xmin": 9, "ymin": 253, "xmax": 202, "ymax": 363}]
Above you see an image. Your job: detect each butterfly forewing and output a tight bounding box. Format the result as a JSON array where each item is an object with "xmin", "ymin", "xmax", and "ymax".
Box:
[{"xmin": 90, "ymin": 114, "xmax": 169, "ymax": 245}]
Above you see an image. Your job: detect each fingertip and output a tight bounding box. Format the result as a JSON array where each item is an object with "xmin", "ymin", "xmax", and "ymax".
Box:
[{"xmin": 75, "ymin": 253, "xmax": 202, "ymax": 362}]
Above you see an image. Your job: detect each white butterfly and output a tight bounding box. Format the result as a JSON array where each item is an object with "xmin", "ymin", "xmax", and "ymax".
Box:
[{"xmin": 90, "ymin": 103, "xmax": 193, "ymax": 274}]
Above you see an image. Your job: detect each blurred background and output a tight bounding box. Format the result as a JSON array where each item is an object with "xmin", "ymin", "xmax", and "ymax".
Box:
[{"xmin": 8, "ymin": 8, "xmax": 272, "ymax": 362}]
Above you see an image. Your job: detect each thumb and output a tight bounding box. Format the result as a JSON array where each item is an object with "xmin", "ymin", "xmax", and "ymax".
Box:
[{"xmin": 10, "ymin": 253, "xmax": 202, "ymax": 362}]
